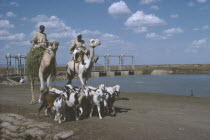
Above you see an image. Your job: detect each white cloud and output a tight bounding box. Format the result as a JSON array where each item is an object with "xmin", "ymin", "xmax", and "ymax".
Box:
[
  {"xmin": 150, "ymin": 5, "xmax": 159, "ymax": 10},
  {"xmin": 185, "ymin": 48, "xmax": 198, "ymax": 54},
  {"xmin": 186, "ymin": 38, "xmax": 209, "ymax": 53},
  {"xmin": 202, "ymin": 25, "xmax": 210, "ymax": 30},
  {"xmin": 6, "ymin": 12, "xmax": 16, "ymax": 17},
  {"xmin": 145, "ymin": 27, "xmax": 183, "ymax": 40},
  {"xmin": 0, "ymin": 30, "xmax": 10, "ymax": 35},
  {"xmin": 125, "ymin": 11, "xmax": 165, "ymax": 27},
  {"xmin": 21, "ymin": 17, "xmax": 28, "ymax": 21},
  {"xmin": 170, "ymin": 14, "xmax": 179, "ymax": 18},
  {"xmin": 187, "ymin": 2, "xmax": 195, "ymax": 7},
  {"xmin": 97, "ymin": 33, "xmax": 136, "ymax": 55},
  {"xmin": 193, "ymin": 25, "xmax": 210, "ymax": 31},
  {"xmin": 163, "ymin": 27, "xmax": 183, "ymax": 35},
  {"xmin": 31, "ymin": 15, "xmax": 77, "ymax": 40},
  {"xmin": 101, "ymin": 33, "xmax": 119, "ymax": 39},
  {"xmin": 134, "ymin": 27, "xmax": 148, "ymax": 33},
  {"xmin": 85, "ymin": 0, "xmax": 105, "ymax": 3},
  {"xmin": 31, "ymin": 15, "xmax": 48, "ymax": 22},
  {"xmin": 9, "ymin": 41, "xmax": 30, "ymax": 46},
  {"xmin": 35, "ymin": 16, "xmax": 71, "ymax": 31},
  {"xmin": 99, "ymin": 33, "xmax": 121, "ymax": 46},
  {"xmin": 197, "ymin": 0, "xmax": 207, "ymax": 3},
  {"xmin": 108, "ymin": 1, "xmax": 131, "ymax": 17},
  {"xmin": 0, "ymin": 33, "xmax": 25, "ymax": 41},
  {"xmin": 0, "ymin": 20, "xmax": 14, "ymax": 29},
  {"xmin": 10, "ymin": 2, "xmax": 19, "ymax": 6},
  {"xmin": 192, "ymin": 38, "xmax": 207, "ymax": 47},
  {"xmin": 140, "ymin": 0, "xmax": 160, "ymax": 5},
  {"xmin": 145, "ymin": 32, "xmax": 167, "ymax": 40},
  {"xmin": 47, "ymin": 32, "xmax": 73, "ymax": 39},
  {"xmin": 81, "ymin": 30, "xmax": 101, "ymax": 35},
  {"xmin": 193, "ymin": 28, "xmax": 199, "ymax": 31}
]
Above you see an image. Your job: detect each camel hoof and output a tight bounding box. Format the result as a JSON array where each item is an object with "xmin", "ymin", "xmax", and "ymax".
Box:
[
  {"xmin": 40, "ymin": 87, "xmax": 45, "ymax": 92},
  {"xmin": 38, "ymin": 98, "xmax": 42, "ymax": 104},
  {"xmin": 30, "ymin": 100, "xmax": 38, "ymax": 105}
]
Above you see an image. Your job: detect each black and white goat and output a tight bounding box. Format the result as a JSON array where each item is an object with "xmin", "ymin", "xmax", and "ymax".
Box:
[
  {"xmin": 49, "ymin": 87, "xmax": 68, "ymax": 123},
  {"xmin": 53, "ymin": 94, "xmax": 67, "ymax": 123},
  {"xmin": 104, "ymin": 85, "xmax": 120, "ymax": 116},
  {"xmin": 64, "ymin": 84, "xmax": 82, "ymax": 121}
]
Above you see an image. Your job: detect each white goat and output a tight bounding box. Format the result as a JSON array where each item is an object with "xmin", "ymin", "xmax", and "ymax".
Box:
[
  {"xmin": 105, "ymin": 85, "xmax": 120, "ymax": 97},
  {"xmin": 86, "ymin": 85, "xmax": 107, "ymax": 119}
]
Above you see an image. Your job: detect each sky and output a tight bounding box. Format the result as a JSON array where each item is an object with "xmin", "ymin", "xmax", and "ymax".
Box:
[{"xmin": 0, "ymin": 0, "xmax": 209, "ymax": 66}]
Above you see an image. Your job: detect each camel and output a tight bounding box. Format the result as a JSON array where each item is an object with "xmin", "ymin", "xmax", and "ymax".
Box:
[
  {"xmin": 66, "ymin": 39, "xmax": 101, "ymax": 86},
  {"xmin": 30, "ymin": 41, "xmax": 59, "ymax": 104}
]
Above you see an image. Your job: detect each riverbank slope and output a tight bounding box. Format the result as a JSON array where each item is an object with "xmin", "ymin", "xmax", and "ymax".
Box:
[{"xmin": 0, "ymin": 84, "xmax": 210, "ymax": 140}]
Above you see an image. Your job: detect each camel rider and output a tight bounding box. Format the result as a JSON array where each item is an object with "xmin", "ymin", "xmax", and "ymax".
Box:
[
  {"xmin": 70, "ymin": 33, "xmax": 86, "ymax": 64},
  {"xmin": 31, "ymin": 25, "xmax": 50, "ymax": 50}
]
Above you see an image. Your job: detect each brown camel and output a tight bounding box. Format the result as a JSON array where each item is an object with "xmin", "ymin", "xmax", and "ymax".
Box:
[{"xmin": 30, "ymin": 41, "xmax": 59, "ymax": 104}]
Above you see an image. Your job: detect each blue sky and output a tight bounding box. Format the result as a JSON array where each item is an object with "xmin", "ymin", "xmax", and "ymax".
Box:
[{"xmin": 0, "ymin": 0, "xmax": 209, "ymax": 65}]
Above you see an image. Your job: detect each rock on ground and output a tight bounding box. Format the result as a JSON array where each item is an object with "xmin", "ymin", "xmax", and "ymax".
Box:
[{"xmin": 0, "ymin": 113, "xmax": 74, "ymax": 140}]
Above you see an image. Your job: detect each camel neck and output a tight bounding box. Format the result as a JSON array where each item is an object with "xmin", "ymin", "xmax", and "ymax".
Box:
[
  {"xmin": 84, "ymin": 46, "xmax": 94, "ymax": 69},
  {"xmin": 89, "ymin": 47, "xmax": 94, "ymax": 61}
]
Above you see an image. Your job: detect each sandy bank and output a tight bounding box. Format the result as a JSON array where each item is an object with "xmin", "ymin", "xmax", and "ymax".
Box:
[{"xmin": 0, "ymin": 84, "xmax": 210, "ymax": 140}]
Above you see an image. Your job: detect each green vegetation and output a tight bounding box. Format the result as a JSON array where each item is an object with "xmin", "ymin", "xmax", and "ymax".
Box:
[{"xmin": 25, "ymin": 47, "xmax": 44, "ymax": 81}]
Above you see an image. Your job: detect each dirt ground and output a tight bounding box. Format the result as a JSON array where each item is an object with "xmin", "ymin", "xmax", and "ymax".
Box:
[{"xmin": 1, "ymin": 84, "xmax": 210, "ymax": 140}]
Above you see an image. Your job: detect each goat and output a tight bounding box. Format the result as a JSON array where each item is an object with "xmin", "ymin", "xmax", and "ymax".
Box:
[
  {"xmin": 64, "ymin": 85, "xmax": 83, "ymax": 121},
  {"xmin": 38, "ymin": 87, "xmax": 60, "ymax": 119},
  {"xmin": 104, "ymin": 85, "xmax": 120, "ymax": 116},
  {"xmin": 38, "ymin": 87, "xmax": 68, "ymax": 123},
  {"xmin": 86, "ymin": 85, "xmax": 107, "ymax": 119},
  {"xmin": 53, "ymin": 95, "xmax": 66, "ymax": 123}
]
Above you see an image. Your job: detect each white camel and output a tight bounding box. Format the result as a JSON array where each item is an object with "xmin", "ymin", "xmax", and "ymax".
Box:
[
  {"xmin": 30, "ymin": 41, "xmax": 59, "ymax": 104},
  {"xmin": 66, "ymin": 39, "xmax": 101, "ymax": 86}
]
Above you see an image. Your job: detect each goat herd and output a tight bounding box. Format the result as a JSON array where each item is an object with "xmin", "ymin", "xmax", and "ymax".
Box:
[{"xmin": 38, "ymin": 84, "xmax": 120, "ymax": 123}]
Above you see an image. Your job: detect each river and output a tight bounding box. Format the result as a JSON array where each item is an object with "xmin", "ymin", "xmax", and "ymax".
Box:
[{"xmin": 50, "ymin": 75, "xmax": 210, "ymax": 97}]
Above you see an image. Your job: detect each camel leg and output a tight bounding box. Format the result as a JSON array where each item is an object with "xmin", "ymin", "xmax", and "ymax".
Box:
[
  {"xmin": 39, "ymin": 69, "xmax": 45, "ymax": 92},
  {"xmin": 78, "ymin": 74, "xmax": 85, "ymax": 86},
  {"xmin": 66, "ymin": 67, "xmax": 74, "ymax": 85},
  {"xmin": 84, "ymin": 75, "xmax": 89, "ymax": 85},
  {"xmin": 47, "ymin": 74, "xmax": 51, "ymax": 89},
  {"xmin": 67, "ymin": 72, "xmax": 73, "ymax": 85},
  {"xmin": 79, "ymin": 107, "xmax": 83, "ymax": 119},
  {"xmin": 97, "ymin": 105, "xmax": 102, "ymax": 119},
  {"xmin": 39, "ymin": 69, "xmax": 45, "ymax": 103},
  {"xmin": 30, "ymin": 80, "xmax": 37, "ymax": 104},
  {"xmin": 75, "ymin": 108, "xmax": 79, "ymax": 121},
  {"xmin": 89, "ymin": 104, "xmax": 94, "ymax": 118}
]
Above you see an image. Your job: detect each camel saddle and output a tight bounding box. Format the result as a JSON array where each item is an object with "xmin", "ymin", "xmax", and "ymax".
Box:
[{"xmin": 74, "ymin": 52, "xmax": 85, "ymax": 65}]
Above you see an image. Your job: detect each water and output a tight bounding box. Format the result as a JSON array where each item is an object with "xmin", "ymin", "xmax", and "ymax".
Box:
[{"xmin": 50, "ymin": 75, "xmax": 210, "ymax": 97}]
